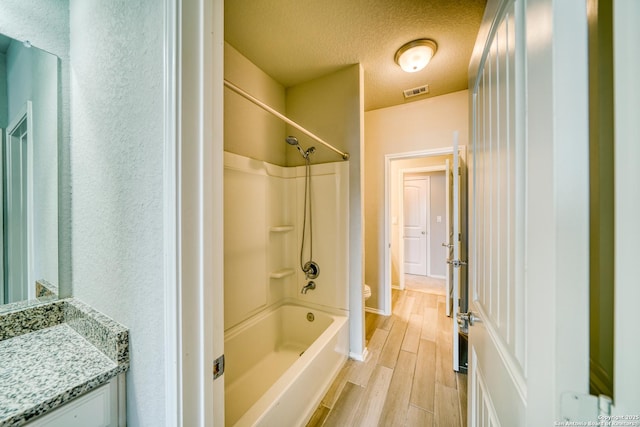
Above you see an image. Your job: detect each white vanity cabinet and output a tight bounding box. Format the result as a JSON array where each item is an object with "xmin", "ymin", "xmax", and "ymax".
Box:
[{"xmin": 27, "ymin": 374, "xmax": 126, "ymax": 427}]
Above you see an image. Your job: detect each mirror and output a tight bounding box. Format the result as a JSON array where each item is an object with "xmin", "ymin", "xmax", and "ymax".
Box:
[{"xmin": 0, "ymin": 33, "xmax": 59, "ymax": 308}]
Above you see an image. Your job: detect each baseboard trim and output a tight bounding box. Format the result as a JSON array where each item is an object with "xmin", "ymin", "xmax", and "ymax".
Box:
[
  {"xmin": 364, "ymin": 306, "xmax": 385, "ymax": 315},
  {"xmin": 349, "ymin": 347, "xmax": 369, "ymax": 362}
]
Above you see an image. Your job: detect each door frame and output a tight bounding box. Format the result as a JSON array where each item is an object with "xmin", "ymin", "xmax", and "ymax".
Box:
[
  {"xmin": 613, "ymin": 0, "xmax": 640, "ymax": 411},
  {"xmin": 163, "ymin": 0, "xmax": 224, "ymax": 425},
  {"xmin": 4, "ymin": 101, "xmax": 35, "ymax": 302},
  {"xmin": 398, "ymin": 168, "xmax": 443, "ymax": 288},
  {"xmin": 382, "ymin": 147, "xmax": 463, "ymax": 315}
]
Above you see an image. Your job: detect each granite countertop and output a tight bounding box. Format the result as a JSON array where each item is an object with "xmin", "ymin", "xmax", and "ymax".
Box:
[{"xmin": 0, "ymin": 299, "xmax": 129, "ymax": 426}]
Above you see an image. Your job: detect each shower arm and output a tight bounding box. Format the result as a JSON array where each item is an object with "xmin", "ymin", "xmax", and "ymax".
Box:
[{"xmin": 223, "ymin": 79, "xmax": 350, "ymax": 161}]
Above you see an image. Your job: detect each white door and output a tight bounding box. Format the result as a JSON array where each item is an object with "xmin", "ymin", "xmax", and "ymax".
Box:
[
  {"xmin": 467, "ymin": 0, "xmax": 593, "ymax": 424},
  {"xmin": 464, "ymin": 0, "xmax": 601, "ymax": 423},
  {"xmin": 466, "ymin": 1, "xmax": 527, "ymax": 425},
  {"xmin": 403, "ymin": 177, "xmax": 429, "ymax": 276}
]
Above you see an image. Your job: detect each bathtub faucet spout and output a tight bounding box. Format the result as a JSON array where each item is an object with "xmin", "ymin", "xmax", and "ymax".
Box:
[{"xmin": 301, "ymin": 281, "xmax": 316, "ymax": 294}]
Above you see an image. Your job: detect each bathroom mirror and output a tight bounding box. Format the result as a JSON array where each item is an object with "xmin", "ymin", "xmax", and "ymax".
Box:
[{"xmin": 0, "ymin": 32, "xmax": 59, "ymax": 308}]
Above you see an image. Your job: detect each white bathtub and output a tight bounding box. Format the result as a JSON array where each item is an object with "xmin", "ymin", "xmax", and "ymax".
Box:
[{"xmin": 224, "ymin": 303, "xmax": 349, "ymax": 426}]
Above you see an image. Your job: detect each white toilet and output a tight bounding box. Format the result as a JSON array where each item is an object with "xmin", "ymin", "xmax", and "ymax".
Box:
[{"xmin": 363, "ymin": 284, "xmax": 372, "ymax": 301}]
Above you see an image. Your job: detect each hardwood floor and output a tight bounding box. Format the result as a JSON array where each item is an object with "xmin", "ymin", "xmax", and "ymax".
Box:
[
  {"xmin": 405, "ymin": 274, "xmax": 446, "ymax": 296},
  {"xmin": 307, "ymin": 289, "xmax": 467, "ymax": 427}
]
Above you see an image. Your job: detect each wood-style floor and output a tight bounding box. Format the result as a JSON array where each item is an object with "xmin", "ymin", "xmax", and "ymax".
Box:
[{"xmin": 306, "ymin": 288, "xmax": 467, "ymax": 427}]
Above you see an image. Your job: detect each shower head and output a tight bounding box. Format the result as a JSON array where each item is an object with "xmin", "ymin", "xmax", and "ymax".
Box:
[{"xmin": 286, "ymin": 136, "xmax": 308, "ymax": 158}]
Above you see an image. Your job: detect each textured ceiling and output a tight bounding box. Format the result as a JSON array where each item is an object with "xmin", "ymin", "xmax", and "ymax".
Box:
[{"xmin": 225, "ymin": 0, "xmax": 487, "ymax": 111}]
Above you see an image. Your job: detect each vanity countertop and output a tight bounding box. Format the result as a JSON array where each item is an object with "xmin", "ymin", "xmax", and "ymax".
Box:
[{"xmin": 0, "ymin": 299, "xmax": 129, "ymax": 426}]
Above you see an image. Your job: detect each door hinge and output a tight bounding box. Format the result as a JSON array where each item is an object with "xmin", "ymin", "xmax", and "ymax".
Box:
[
  {"xmin": 458, "ymin": 166, "xmax": 461, "ymax": 176},
  {"xmin": 213, "ymin": 354, "xmax": 225, "ymax": 380},
  {"xmin": 560, "ymin": 392, "xmax": 612, "ymax": 422}
]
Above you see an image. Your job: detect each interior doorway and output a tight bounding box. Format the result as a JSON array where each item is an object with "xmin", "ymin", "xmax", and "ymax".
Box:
[
  {"xmin": 383, "ymin": 147, "xmax": 457, "ymax": 316},
  {"xmin": 402, "ymin": 170, "xmax": 448, "ymax": 277},
  {"xmin": 401, "ymin": 170, "xmax": 449, "ymax": 299},
  {"xmin": 395, "ymin": 162, "xmax": 448, "ymax": 293}
]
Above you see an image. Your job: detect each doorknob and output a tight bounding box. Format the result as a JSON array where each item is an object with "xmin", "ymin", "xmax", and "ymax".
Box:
[
  {"xmin": 457, "ymin": 311, "xmax": 482, "ymax": 329},
  {"xmin": 446, "ymin": 259, "xmax": 467, "ymax": 268},
  {"xmin": 421, "ymin": 231, "xmax": 426, "ymax": 235}
]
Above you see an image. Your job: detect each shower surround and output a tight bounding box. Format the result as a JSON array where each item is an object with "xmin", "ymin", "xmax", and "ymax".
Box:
[{"xmin": 223, "ymin": 151, "xmax": 350, "ymax": 425}]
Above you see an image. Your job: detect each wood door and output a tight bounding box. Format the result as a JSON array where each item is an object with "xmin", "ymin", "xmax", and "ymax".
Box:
[
  {"xmin": 403, "ymin": 177, "xmax": 429, "ymax": 276},
  {"xmin": 467, "ymin": 1, "xmax": 527, "ymax": 424}
]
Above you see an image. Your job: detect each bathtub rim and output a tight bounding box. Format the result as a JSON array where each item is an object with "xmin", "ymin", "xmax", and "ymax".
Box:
[
  {"xmin": 225, "ymin": 300, "xmax": 349, "ymax": 427},
  {"xmin": 223, "ymin": 297, "xmax": 348, "ymax": 339}
]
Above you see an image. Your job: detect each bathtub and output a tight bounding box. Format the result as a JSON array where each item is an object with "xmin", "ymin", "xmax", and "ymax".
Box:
[{"xmin": 224, "ymin": 303, "xmax": 349, "ymax": 426}]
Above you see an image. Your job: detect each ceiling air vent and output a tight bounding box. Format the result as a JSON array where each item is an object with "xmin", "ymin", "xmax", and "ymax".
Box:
[{"xmin": 403, "ymin": 84, "xmax": 429, "ymax": 99}]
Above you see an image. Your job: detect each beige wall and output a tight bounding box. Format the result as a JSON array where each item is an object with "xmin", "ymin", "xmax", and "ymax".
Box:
[
  {"xmin": 285, "ymin": 65, "xmax": 360, "ymax": 166},
  {"xmin": 286, "ymin": 65, "xmax": 366, "ymax": 356},
  {"xmin": 364, "ymin": 90, "xmax": 468, "ymax": 311},
  {"xmin": 223, "ymin": 53, "xmax": 366, "ymax": 355},
  {"xmin": 224, "ymin": 42, "xmax": 286, "ymax": 165},
  {"xmin": 224, "ymin": 44, "xmax": 360, "ymax": 168},
  {"xmin": 427, "ymin": 172, "xmax": 447, "ymax": 277}
]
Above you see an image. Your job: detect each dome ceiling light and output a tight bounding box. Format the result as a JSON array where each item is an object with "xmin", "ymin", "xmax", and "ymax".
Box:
[{"xmin": 394, "ymin": 39, "xmax": 438, "ymax": 73}]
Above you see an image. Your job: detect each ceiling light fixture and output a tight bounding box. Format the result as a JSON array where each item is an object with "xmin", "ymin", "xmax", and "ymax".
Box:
[{"xmin": 394, "ymin": 39, "xmax": 437, "ymax": 73}]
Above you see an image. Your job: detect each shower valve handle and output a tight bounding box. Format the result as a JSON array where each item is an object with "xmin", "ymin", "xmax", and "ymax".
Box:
[{"xmin": 303, "ymin": 261, "xmax": 320, "ymax": 279}]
